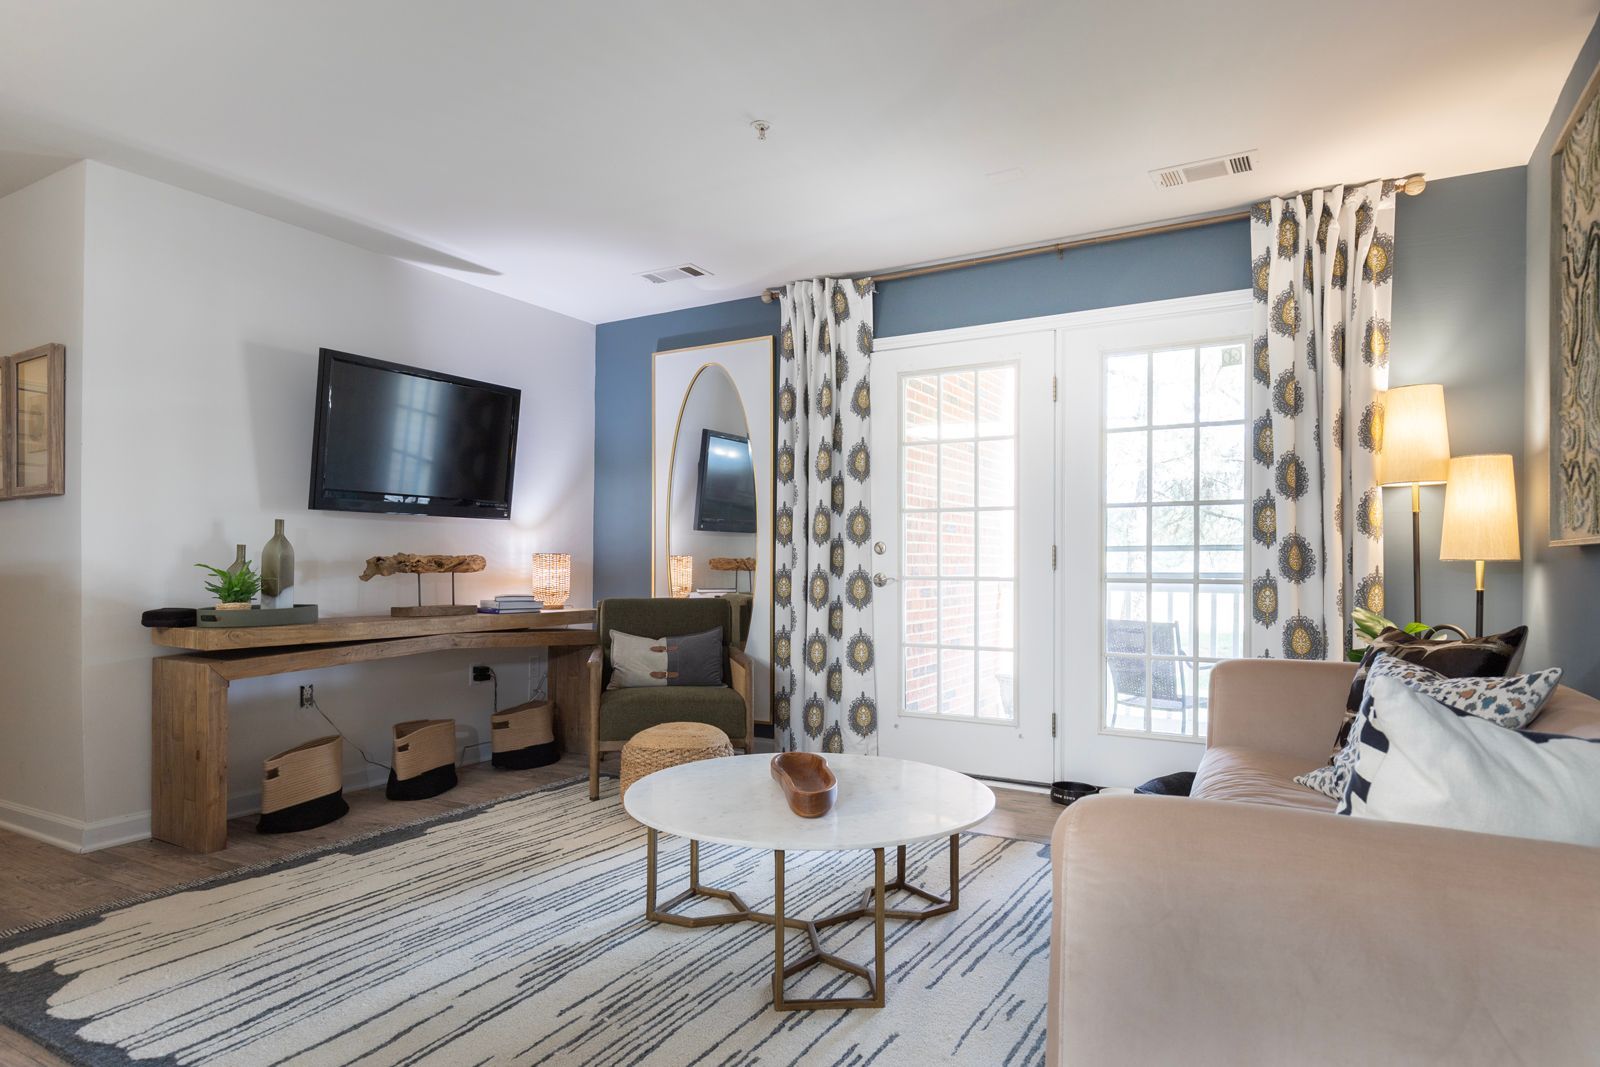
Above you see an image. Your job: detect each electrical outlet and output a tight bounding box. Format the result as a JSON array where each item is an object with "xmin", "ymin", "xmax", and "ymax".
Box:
[
  {"xmin": 469, "ymin": 664, "xmax": 493, "ymax": 684},
  {"xmin": 299, "ymin": 685, "xmax": 314, "ymax": 708}
]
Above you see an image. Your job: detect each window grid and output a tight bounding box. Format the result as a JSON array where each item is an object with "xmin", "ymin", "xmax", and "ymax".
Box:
[
  {"xmin": 1102, "ymin": 341, "xmax": 1248, "ymax": 740},
  {"xmin": 900, "ymin": 364, "xmax": 1019, "ymax": 724}
]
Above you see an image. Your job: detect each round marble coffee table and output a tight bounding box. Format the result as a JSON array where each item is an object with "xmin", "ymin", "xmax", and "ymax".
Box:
[{"xmin": 622, "ymin": 752, "xmax": 995, "ymax": 1011}]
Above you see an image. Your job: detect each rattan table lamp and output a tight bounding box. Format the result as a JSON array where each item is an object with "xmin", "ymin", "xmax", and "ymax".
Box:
[{"xmin": 530, "ymin": 553, "xmax": 571, "ymax": 609}]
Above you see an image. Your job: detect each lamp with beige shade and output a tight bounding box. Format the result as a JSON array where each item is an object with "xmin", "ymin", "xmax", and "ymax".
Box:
[
  {"xmin": 1376, "ymin": 383, "xmax": 1450, "ymax": 623},
  {"xmin": 669, "ymin": 554, "xmax": 694, "ymax": 599},
  {"xmin": 1440, "ymin": 454, "xmax": 1519, "ymax": 637},
  {"xmin": 530, "ymin": 553, "xmax": 571, "ymax": 610}
]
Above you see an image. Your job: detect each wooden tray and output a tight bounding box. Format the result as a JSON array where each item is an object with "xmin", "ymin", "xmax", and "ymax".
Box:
[{"xmin": 770, "ymin": 752, "xmax": 837, "ymax": 818}]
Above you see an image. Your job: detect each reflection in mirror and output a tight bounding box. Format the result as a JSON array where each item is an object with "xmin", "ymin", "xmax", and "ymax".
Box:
[{"xmin": 668, "ymin": 364, "xmax": 757, "ymax": 644}]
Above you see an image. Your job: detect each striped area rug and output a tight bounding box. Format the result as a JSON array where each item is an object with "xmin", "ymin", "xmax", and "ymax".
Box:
[{"xmin": 0, "ymin": 778, "xmax": 1051, "ymax": 1066}]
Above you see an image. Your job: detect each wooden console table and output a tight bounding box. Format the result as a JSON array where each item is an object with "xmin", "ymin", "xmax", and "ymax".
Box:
[{"xmin": 149, "ymin": 609, "xmax": 598, "ymax": 853}]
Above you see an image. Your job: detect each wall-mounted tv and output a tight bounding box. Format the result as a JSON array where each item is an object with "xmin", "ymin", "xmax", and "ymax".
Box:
[
  {"xmin": 308, "ymin": 349, "xmax": 521, "ymax": 519},
  {"xmin": 694, "ymin": 428, "xmax": 757, "ymax": 533}
]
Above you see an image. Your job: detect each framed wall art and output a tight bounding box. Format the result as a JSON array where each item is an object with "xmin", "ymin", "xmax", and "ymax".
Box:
[
  {"xmin": 1551, "ymin": 65, "xmax": 1600, "ymax": 546},
  {"xmin": 2, "ymin": 343, "xmax": 66, "ymax": 500}
]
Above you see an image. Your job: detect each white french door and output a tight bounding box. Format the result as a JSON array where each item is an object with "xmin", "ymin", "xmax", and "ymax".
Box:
[{"xmin": 869, "ymin": 331, "xmax": 1056, "ymax": 783}]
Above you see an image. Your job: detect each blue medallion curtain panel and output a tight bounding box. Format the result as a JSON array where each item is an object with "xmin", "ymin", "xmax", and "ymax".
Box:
[
  {"xmin": 1248, "ymin": 182, "xmax": 1392, "ymax": 660},
  {"xmin": 773, "ymin": 277, "xmax": 878, "ymax": 753}
]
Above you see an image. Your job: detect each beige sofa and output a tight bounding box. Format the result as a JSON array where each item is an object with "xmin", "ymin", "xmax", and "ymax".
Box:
[{"xmin": 1048, "ymin": 658, "xmax": 1600, "ymax": 1066}]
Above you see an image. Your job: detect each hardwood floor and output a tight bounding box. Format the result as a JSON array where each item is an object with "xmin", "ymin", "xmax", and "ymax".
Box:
[{"xmin": 0, "ymin": 753, "xmax": 1062, "ymax": 1067}]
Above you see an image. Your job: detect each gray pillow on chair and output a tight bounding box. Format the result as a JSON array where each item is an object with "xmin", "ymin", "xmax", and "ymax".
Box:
[{"xmin": 607, "ymin": 628, "xmax": 725, "ymax": 689}]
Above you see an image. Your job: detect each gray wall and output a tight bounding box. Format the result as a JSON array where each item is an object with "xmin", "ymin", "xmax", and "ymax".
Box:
[
  {"xmin": 1524, "ymin": 14, "xmax": 1600, "ymax": 694},
  {"xmin": 1387, "ymin": 167, "xmax": 1527, "ymax": 635}
]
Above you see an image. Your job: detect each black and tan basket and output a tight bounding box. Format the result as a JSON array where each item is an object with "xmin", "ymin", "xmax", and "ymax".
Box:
[
  {"xmin": 490, "ymin": 701, "xmax": 559, "ymax": 770},
  {"xmin": 257, "ymin": 735, "xmax": 349, "ymax": 833},
  {"xmin": 386, "ymin": 719, "xmax": 458, "ymax": 800}
]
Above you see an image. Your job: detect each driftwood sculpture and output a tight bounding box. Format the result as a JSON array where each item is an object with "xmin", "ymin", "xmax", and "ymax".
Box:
[
  {"xmin": 361, "ymin": 554, "xmax": 487, "ymax": 618},
  {"xmin": 708, "ymin": 557, "xmax": 757, "ymax": 572},
  {"xmin": 359, "ymin": 553, "xmax": 486, "ymax": 581}
]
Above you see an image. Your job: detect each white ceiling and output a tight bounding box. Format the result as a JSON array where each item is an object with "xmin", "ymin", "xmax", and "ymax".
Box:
[{"xmin": 0, "ymin": 0, "xmax": 1593, "ymax": 324}]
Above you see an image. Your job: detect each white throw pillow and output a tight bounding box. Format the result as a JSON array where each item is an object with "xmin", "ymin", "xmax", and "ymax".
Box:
[{"xmin": 1339, "ymin": 674, "xmax": 1600, "ymax": 847}]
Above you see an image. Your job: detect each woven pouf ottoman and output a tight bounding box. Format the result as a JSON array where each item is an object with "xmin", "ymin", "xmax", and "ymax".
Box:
[{"xmin": 620, "ymin": 721, "xmax": 735, "ymax": 799}]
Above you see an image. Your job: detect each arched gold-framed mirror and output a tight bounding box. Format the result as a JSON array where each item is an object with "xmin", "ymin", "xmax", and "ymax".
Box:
[{"xmin": 651, "ymin": 337, "xmax": 774, "ymax": 725}]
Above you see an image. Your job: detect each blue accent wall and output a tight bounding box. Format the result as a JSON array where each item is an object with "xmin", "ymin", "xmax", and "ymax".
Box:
[
  {"xmin": 593, "ymin": 297, "xmax": 780, "ymax": 600},
  {"xmin": 593, "ymin": 219, "xmax": 1252, "ymax": 598}
]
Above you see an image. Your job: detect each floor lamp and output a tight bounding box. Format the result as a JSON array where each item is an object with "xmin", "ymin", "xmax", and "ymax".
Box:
[
  {"xmin": 1439, "ymin": 454, "xmax": 1520, "ymax": 636},
  {"xmin": 1376, "ymin": 384, "xmax": 1451, "ymax": 624}
]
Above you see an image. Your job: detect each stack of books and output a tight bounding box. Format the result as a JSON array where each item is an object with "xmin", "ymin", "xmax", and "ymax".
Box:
[{"xmin": 478, "ymin": 595, "xmax": 544, "ymax": 614}]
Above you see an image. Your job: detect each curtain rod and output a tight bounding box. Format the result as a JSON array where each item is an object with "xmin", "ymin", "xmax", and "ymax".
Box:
[{"xmin": 758, "ymin": 173, "xmax": 1427, "ymax": 303}]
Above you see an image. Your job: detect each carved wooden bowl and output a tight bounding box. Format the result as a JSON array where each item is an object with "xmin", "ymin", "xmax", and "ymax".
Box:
[{"xmin": 770, "ymin": 752, "xmax": 838, "ymax": 818}]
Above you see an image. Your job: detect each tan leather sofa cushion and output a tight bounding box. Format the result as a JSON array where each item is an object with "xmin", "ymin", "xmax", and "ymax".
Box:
[{"xmin": 1193, "ymin": 745, "xmax": 1335, "ymax": 812}]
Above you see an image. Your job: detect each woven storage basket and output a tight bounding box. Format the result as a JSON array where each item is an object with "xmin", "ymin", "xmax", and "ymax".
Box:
[
  {"xmin": 491, "ymin": 701, "xmax": 559, "ymax": 770},
  {"xmin": 258, "ymin": 735, "xmax": 348, "ymax": 833},
  {"xmin": 620, "ymin": 721, "xmax": 734, "ymax": 799},
  {"xmin": 387, "ymin": 719, "xmax": 458, "ymax": 800}
]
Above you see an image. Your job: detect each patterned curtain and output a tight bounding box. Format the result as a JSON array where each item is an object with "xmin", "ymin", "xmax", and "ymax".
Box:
[
  {"xmin": 1248, "ymin": 182, "xmax": 1393, "ymax": 660},
  {"xmin": 773, "ymin": 278, "xmax": 878, "ymax": 753}
]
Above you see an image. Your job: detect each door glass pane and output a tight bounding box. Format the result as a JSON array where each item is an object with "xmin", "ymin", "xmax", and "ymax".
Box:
[
  {"xmin": 904, "ymin": 512, "xmax": 938, "ymax": 576},
  {"xmin": 904, "ymin": 580, "xmax": 938, "ymax": 643},
  {"xmin": 940, "ymin": 371, "xmax": 976, "ymax": 438},
  {"xmin": 978, "ymin": 510, "xmax": 1015, "ymax": 577},
  {"xmin": 941, "ymin": 511, "xmax": 975, "ymax": 576},
  {"xmin": 1150, "ymin": 505, "xmax": 1194, "ymax": 577},
  {"xmin": 1197, "ymin": 587, "xmax": 1244, "ymax": 658},
  {"xmin": 976, "ymin": 366, "xmax": 1017, "ymax": 436},
  {"xmin": 977, "ymin": 580, "xmax": 1014, "ymax": 648},
  {"xmin": 1199, "ymin": 504, "xmax": 1244, "ymax": 579},
  {"xmin": 1105, "ymin": 431, "xmax": 1148, "ymax": 504},
  {"xmin": 1149, "ymin": 659, "xmax": 1194, "ymax": 735},
  {"xmin": 940, "ymin": 442, "xmax": 975, "ymax": 507},
  {"xmin": 940, "ymin": 650, "xmax": 975, "ymax": 717},
  {"xmin": 1150, "ymin": 428, "xmax": 1194, "ymax": 501},
  {"xmin": 978, "ymin": 651, "xmax": 1014, "ymax": 720},
  {"xmin": 1106, "ymin": 507, "xmax": 1146, "ymax": 579},
  {"xmin": 1199, "ymin": 344, "xmax": 1246, "ymax": 422},
  {"xmin": 1151, "ymin": 347, "xmax": 1195, "ymax": 425},
  {"xmin": 939, "ymin": 580, "xmax": 975, "ymax": 646},
  {"xmin": 904, "ymin": 444, "xmax": 937, "ymax": 509},
  {"xmin": 1105, "ymin": 352, "xmax": 1148, "ymax": 429},
  {"xmin": 905, "ymin": 647, "xmax": 938, "ymax": 715},
  {"xmin": 1198, "ymin": 425, "xmax": 1244, "ymax": 499},
  {"xmin": 904, "ymin": 375, "xmax": 939, "ymax": 441},
  {"xmin": 978, "ymin": 439, "xmax": 1015, "ymax": 507},
  {"xmin": 1105, "ymin": 655, "xmax": 1147, "ymax": 730}
]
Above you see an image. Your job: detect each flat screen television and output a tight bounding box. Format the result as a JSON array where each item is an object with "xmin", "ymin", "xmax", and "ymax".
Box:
[
  {"xmin": 694, "ymin": 429, "xmax": 757, "ymax": 533},
  {"xmin": 308, "ymin": 349, "xmax": 521, "ymax": 519}
]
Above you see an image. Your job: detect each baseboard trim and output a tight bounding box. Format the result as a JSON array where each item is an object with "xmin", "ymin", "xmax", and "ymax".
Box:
[{"xmin": 0, "ymin": 798, "xmax": 87, "ymax": 852}]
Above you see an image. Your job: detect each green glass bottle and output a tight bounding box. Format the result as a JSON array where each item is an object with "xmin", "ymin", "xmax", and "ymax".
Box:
[{"xmin": 261, "ymin": 519, "xmax": 295, "ymax": 609}]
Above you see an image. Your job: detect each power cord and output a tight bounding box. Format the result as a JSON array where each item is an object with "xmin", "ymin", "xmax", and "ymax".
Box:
[{"xmin": 311, "ymin": 696, "xmax": 392, "ymax": 775}]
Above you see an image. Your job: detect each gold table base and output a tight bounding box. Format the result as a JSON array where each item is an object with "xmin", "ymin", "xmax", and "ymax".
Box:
[{"xmin": 644, "ymin": 830, "xmax": 961, "ymax": 1011}]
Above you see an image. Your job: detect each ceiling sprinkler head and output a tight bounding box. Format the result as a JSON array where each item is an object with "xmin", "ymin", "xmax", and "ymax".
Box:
[{"xmin": 751, "ymin": 119, "xmax": 770, "ymax": 141}]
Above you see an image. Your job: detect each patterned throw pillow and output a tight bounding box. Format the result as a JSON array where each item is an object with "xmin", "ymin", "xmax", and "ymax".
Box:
[
  {"xmin": 1333, "ymin": 626, "xmax": 1528, "ymax": 754},
  {"xmin": 606, "ymin": 628, "xmax": 725, "ymax": 689},
  {"xmin": 1337, "ymin": 674, "xmax": 1600, "ymax": 847},
  {"xmin": 1295, "ymin": 654, "xmax": 1561, "ymax": 799}
]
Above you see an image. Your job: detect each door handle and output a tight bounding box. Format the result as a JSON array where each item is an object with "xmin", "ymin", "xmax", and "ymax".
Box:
[{"xmin": 871, "ymin": 573, "xmax": 896, "ymax": 587}]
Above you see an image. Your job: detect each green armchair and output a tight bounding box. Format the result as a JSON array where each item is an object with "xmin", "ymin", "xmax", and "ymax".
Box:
[{"xmin": 586, "ymin": 597, "xmax": 755, "ymax": 800}]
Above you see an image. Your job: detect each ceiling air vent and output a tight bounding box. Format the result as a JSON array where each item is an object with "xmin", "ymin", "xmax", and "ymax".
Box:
[
  {"xmin": 638, "ymin": 263, "xmax": 712, "ymax": 285},
  {"xmin": 1149, "ymin": 150, "xmax": 1259, "ymax": 190}
]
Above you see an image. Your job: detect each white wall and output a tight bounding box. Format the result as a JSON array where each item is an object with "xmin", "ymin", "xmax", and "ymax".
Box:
[
  {"xmin": 41, "ymin": 163, "xmax": 594, "ymax": 845},
  {"xmin": 0, "ymin": 163, "xmax": 88, "ymax": 844},
  {"xmin": 667, "ymin": 365, "xmax": 757, "ymax": 590}
]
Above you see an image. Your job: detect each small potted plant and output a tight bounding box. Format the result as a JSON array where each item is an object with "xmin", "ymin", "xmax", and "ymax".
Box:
[{"xmin": 196, "ymin": 560, "xmax": 261, "ymax": 611}]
